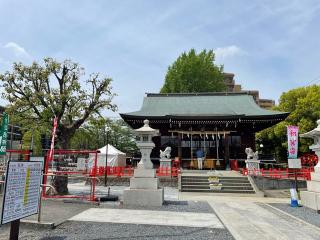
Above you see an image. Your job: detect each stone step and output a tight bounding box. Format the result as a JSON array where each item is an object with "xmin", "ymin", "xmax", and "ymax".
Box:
[
  {"xmin": 181, "ymin": 179, "xmax": 250, "ymax": 183},
  {"xmin": 181, "ymin": 189, "xmax": 256, "ymax": 193},
  {"xmin": 182, "ymin": 185, "xmax": 254, "ymax": 190},
  {"xmin": 181, "ymin": 181, "xmax": 252, "ymax": 186},
  {"xmin": 181, "ymin": 176, "xmax": 249, "ymax": 179},
  {"xmin": 180, "ymin": 175, "xmax": 255, "ymax": 194}
]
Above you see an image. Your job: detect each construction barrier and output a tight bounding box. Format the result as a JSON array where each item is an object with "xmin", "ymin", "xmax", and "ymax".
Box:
[
  {"xmin": 242, "ymin": 167, "xmax": 314, "ymax": 180},
  {"xmin": 89, "ymin": 166, "xmax": 180, "ymax": 177},
  {"xmin": 43, "ymin": 149, "xmax": 99, "ymax": 201}
]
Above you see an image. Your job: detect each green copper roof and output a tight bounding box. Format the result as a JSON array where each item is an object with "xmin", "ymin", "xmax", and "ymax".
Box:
[{"xmin": 121, "ymin": 93, "xmax": 288, "ymax": 119}]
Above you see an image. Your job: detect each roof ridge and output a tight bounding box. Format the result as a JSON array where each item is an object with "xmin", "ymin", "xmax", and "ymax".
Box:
[{"xmin": 146, "ymin": 92, "xmax": 249, "ymax": 97}]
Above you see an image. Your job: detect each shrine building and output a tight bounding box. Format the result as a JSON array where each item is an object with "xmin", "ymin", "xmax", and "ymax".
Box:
[{"xmin": 120, "ymin": 92, "xmax": 289, "ymax": 169}]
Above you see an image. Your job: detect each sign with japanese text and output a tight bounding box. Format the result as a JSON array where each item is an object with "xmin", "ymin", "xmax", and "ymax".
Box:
[
  {"xmin": 1, "ymin": 161, "xmax": 42, "ymax": 225},
  {"xmin": 287, "ymin": 126, "xmax": 299, "ymax": 159},
  {"xmin": 0, "ymin": 113, "xmax": 9, "ymax": 155}
]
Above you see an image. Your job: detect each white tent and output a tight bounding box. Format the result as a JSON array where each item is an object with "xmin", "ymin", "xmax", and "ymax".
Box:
[{"xmin": 89, "ymin": 144, "xmax": 126, "ymax": 167}]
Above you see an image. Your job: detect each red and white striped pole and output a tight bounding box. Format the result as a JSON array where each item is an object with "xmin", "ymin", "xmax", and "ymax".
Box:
[{"xmin": 42, "ymin": 117, "xmax": 58, "ymax": 197}]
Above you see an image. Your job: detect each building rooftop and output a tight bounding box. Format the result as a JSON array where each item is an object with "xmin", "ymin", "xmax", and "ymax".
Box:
[{"xmin": 121, "ymin": 93, "xmax": 288, "ymax": 119}]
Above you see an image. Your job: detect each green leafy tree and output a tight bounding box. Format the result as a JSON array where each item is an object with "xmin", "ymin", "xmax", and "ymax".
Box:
[
  {"xmin": 256, "ymin": 85, "xmax": 320, "ymax": 161},
  {"xmin": 22, "ymin": 129, "xmax": 42, "ymax": 156},
  {"xmin": 160, "ymin": 49, "xmax": 226, "ymax": 93},
  {"xmin": 0, "ymin": 58, "xmax": 117, "ymax": 149},
  {"xmin": 70, "ymin": 118, "xmax": 138, "ymax": 156},
  {"xmin": 107, "ymin": 119, "xmax": 138, "ymax": 155}
]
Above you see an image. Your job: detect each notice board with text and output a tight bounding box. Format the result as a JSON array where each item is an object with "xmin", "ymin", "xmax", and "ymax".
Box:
[{"xmin": 1, "ymin": 161, "xmax": 42, "ymax": 224}]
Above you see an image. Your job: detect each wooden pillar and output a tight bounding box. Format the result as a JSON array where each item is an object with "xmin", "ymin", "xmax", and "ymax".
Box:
[
  {"xmin": 190, "ymin": 133, "xmax": 193, "ymax": 161},
  {"xmin": 178, "ymin": 133, "xmax": 182, "ymax": 158},
  {"xmin": 224, "ymin": 134, "xmax": 230, "ymax": 169}
]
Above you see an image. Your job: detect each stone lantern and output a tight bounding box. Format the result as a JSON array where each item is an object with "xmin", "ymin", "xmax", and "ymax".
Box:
[
  {"xmin": 300, "ymin": 119, "xmax": 320, "ymax": 212},
  {"xmin": 123, "ymin": 120, "xmax": 164, "ymax": 206},
  {"xmin": 134, "ymin": 119, "xmax": 159, "ymax": 169}
]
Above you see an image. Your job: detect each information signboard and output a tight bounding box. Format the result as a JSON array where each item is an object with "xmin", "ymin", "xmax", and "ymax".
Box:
[
  {"xmin": 1, "ymin": 161, "xmax": 42, "ymax": 225},
  {"xmin": 288, "ymin": 158, "xmax": 302, "ymax": 169}
]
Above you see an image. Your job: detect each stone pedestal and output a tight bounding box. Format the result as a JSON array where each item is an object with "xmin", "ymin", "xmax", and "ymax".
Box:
[
  {"xmin": 300, "ymin": 119, "xmax": 320, "ymax": 212},
  {"xmin": 245, "ymin": 160, "xmax": 260, "ymax": 175},
  {"xmin": 123, "ymin": 168, "xmax": 164, "ymax": 207},
  {"xmin": 160, "ymin": 159, "xmax": 171, "ymax": 168}
]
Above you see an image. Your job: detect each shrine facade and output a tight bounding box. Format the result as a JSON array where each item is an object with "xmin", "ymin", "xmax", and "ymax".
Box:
[{"xmin": 120, "ymin": 93, "xmax": 289, "ymax": 169}]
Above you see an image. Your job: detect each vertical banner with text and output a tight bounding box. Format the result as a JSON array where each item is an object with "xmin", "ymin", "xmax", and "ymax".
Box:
[
  {"xmin": 0, "ymin": 112, "xmax": 9, "ymax": 155},
  {"xmin": 287, "ymin": 126, "xmax": 299, "ymax": 159}
]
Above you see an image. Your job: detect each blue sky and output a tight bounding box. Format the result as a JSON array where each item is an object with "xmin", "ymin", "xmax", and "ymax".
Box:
[{"xmin": 0, "ymin": 0, "xmax": 319, "ymax": 117}]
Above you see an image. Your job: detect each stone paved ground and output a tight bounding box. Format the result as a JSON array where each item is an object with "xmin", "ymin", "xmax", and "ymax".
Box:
[{"xmin": 209, "ymin": 200, "xmax": 320, "ymax": 240}]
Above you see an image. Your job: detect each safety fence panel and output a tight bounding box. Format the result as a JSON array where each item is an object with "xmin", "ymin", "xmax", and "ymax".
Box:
[
  {"xmin": 156, "ymin": 167, "xmax": 180, "ymax": 177},
  {"xmin": 43, "ymin": 149, "xmax": 99, "ymax": 201},
  {"xmin": 88, "ymin": 166, "xmax": 180, "ymax": 178},
  {"xmin": 242, "ymin": 167, "xmax": 314, "ymax": 180}
]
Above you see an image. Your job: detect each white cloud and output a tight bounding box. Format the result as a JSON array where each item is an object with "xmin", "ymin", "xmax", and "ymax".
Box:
[
  {"xmin": 4, "ymin": 42, "xmax": 31, "ymax": 58},
  {"xmin": 214, "ymin": 45, "xmax": 247, "ymax": 60}
]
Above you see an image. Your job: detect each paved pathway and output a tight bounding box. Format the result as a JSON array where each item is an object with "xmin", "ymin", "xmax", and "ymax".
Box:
[
  {"xmin": 178, "ymin": 192, "xmax": 320, "ymax": 239},
  {"xmin": 70, "ymin": 208, "xmax": 224, "ymax": 229},
  {"xmin": 209, "ymin": 201, "xmax": 320, "ymax": 240}
]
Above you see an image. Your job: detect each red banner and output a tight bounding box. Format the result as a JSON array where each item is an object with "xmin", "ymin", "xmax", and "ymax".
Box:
[{"xmin": 47, "ymin": 117, "xmax": 58, "ymax": 162}]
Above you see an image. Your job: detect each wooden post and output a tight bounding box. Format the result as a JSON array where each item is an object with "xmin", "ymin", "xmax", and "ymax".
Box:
[
  {"xmin": 9, "ymin": 219, "xmax": 20, "ymax": 240},
  {"xmin": 294, "ymin": 169, "xmax": 299, "ymax": 193},
  {"xmin": 177, "ymin": 133, "xmax": 182, "ymax": 159},
  {"xmin": 224, "ymin": 134, "xmax": 230, "ymax": 170},
  {"xmin": 190, "ymin": 133, "xmax": 193, "ymax": 165}
]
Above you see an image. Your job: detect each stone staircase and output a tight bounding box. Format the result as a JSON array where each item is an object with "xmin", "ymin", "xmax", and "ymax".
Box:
[{"xmin": 180, "ymin": 174, "xmax": 255, "ymax": 194}]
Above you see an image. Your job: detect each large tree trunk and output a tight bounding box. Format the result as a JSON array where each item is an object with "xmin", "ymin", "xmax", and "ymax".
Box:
[{"xmin": 52, "ymin": 126, "xmax": 75, "ymax": 195}]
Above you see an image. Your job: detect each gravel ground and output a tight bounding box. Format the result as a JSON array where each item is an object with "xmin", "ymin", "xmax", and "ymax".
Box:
[
  {"xmin": 0, "ymin": 221, "xmax": 234, "ymax": 240},
  {"xmin": 269, "ymin": 203, "xmax": 320, "ymax": 227},
  {"xmin": 0, "ymin": 196, "xmax": 96, "ymax": 225}
]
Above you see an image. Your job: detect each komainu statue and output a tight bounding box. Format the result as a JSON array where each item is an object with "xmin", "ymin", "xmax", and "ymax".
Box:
[
  {"xmin": 160, "ymin": 147, "xmax": 171, "ymax": 159},
  {"xmin": 245, "ymin": 147, "xmax": 258, "ymax": 161}
]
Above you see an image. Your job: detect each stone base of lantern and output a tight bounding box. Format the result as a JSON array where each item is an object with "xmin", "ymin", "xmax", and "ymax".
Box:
[
  {"xmin": 123, "ymin": 188, "xmax": 164, "ymax": 207},
  {"xmin": 123, "ymin": 168, "xmax": 164, "ymax": 207},
  {"xmin": 301, "ymin": 166, "xmax": 320, "ymax": 212}
]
